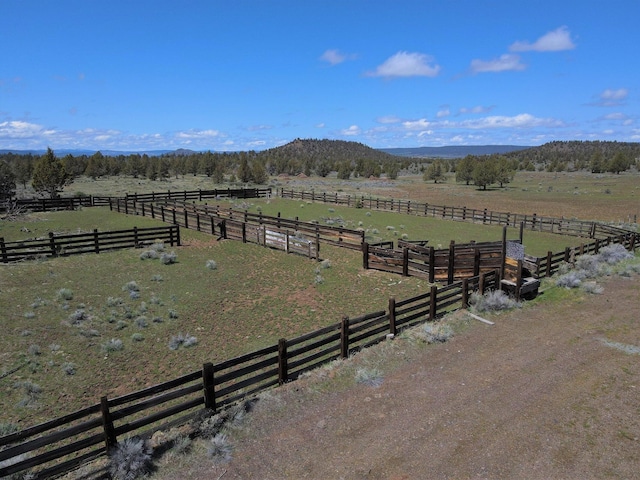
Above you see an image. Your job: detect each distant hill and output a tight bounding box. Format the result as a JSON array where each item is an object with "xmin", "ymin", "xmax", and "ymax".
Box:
[
  {"xmin": 379, "ymin": 145, "xmax": 530, "ymax": 159},
  {"xmin": 0, "ymin": 149, "xmax": 175, "ymax": 157}
]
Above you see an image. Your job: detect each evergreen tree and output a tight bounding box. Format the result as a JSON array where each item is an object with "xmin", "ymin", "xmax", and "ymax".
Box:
[
  {"xmin": 424, "ymin": 160, "xmax": 445, "ymax": 183},
  {"xmin": 472, "ymin": 159, "xmax": 497, "ymax": 190},
  {"xmin": 0, "ymin": 161, "xmax": 16, "ymax": 200},
  {"xmin": 31, "ymin": 148, "xmax": 71, "ymax": 198},
  {"xmin": 455, "ymin": 155, "xmax": 476, "ymax": 185},
  {"xmin": 251, "ymin": 161, "xmax": 268, "ymax": 184},
  {"xmin": 237, "ymin": 156, "xmax": 252, "ymax": 183}
]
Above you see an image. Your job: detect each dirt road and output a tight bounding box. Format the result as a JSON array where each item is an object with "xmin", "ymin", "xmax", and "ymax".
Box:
[{"xmin": 157, "ymin": 276, "xmax": 640, "ymax": 480}]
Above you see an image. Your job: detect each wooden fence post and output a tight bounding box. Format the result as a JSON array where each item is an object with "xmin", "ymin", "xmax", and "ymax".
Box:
[
  {"xmin": 388, "ymin": 297, "xmax": 396, "ymax": 336},
  {"xmin": 49, "ymin": 232, "xmax": 57, "ymax": 257},
  {"xmin": 462, "ymin": 279, "xmax": 469, "ymax": 308},
  {"xmin": 545, "ymin": 251, "xmax": 553, "ymax": 277},
  {"xmin": 93, "ymin": 229, "xmax": 100, "ymax": 254},
  {"xmin": 340, "ymin": 316, "xmax": 350, "ymax": 359},
  {"xmin": 172, "ymin": 209, "xmax": 177, "ymax": 225},
  {"xmin": 447, "ymin": 242, "xmax": 455, "ymax": 284},
  {"xmin": 479, "ymin": 272, "xmax": 486, "ymax": 295},
  {"xmin": 402, "ymin": 247, "xmax": 409, "ymax": 277},
  {"xmin": 0, "ymin": 238, "xmax": 7, "ymax": 263},
  {"xmin": 100, "ymin": 396, "xmax": 117, "ymax": 451},
  {"xmin": 278, "ymin": 338, "xmax": 288, "ymax": 385},
  {"xmin": 202, "ymin": 362, "xmax": 216, "ymax": 410},
  {"xmin": 176, "ymin": 225, "xmax": 181, "ymax": 246},
  {"xmin": 564, "ymin": 246, "xmax": 571, "ymax": 264},
  {"xmin": 473, "ymin": 248, "xmax": 480, "ymax": 277},
  {"xmin": 133, "ymin": 227, "xmax": 139, "ymax": 247},
  {"xmin": 429, "ymin": 286, "xmax": 437, "ymax": 320},
  {"xmin": 428, "ymin": 247, "xmax": 435, "ymax": 283},
  {"xmin": 184, "ymin": 210, "xmax": 189, "ymax": 229},
  {"xmin": 362, "ymin": 242, "xmax": 369, "ymax": 269}
]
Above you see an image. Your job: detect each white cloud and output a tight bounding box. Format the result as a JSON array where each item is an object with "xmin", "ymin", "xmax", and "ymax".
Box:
[
  {"xmin": 320, "ymin": 49, "xmax": 355, "ymax": 65},
  {"xmin": 0, "ymin": 120, "xmax": 45, "ymax": 138},
  {"xmin": 402, "ymin": 118, "xmax": 432, "ymax": 130},
  {"xmin": 588, "ymin": 88, "xmax": 629, "ymax": 107},
  {"xmin": 470, "ymin": 54, "xmax": 525, "ymax": 74},
  {"xmin": 376, "ymin": 115, "xmax": 401, "ymax": 124},
  {"xmin": 436, "ymin": 108, "xmax": 450, "ymax": 118},
  {"xmin": 510, "ymin": 26, "xmax": 576, "ymax": 52},
  {"xmin": 176, "ymin": 129, "xmax": 221, "ymax": 139},
  {"xmin": 367, "ymin": 51, "xmax": 441, "ymax": 78},
  {"xmin": 459, "ymin": 105, "xmax": 495, "ymax": 115},
  {"xmin": 341, "ymin": 125, "xmax": 361, "ymax": 136},
  {"xmin": 315, "ymin": 122, "xmax": 325, "ymax": 128},
  {"xmin": 601, "ymin": 88, "xmax": 628, "ymax": 101},
  {"xmin": 458, "ymin": 114, "xmax": 564, "ymax": 129}
]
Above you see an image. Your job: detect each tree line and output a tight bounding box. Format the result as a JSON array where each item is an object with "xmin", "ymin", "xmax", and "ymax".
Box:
[{"xmin": 0, "ymin": 139, "xmax": 638, "ymax": 199}]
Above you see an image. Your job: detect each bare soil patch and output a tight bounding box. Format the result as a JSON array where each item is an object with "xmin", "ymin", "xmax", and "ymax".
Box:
[{"xmin": 155, "ymin": 275, "xmax": 640, "ymax": 480}]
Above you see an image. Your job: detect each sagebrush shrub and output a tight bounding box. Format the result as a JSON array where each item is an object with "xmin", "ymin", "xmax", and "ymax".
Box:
[
  {"xmin": 208, "ymin": 434, "xmax": 233, "ymax": 464},
  {"xmin": 131, "ymin": 333, "xmax": 144, "ymax": 342},
  {"xmin": 575, "ymin": 254, "xmax": 601, "ymax": 278},
  {"xmin": 581, "ymin": 281, "xmax": 604, "ymax": 294},
  {"xmin": 68, "ymin": 309, "xmax": 87, "ymax": 324},
  {"xmin": 102, "ymin": 338, "xmax": 124, "ymax": 353},
  {"xmin": 355, "ymin": 367, "xmax": 384, "ymax": 387},
  {"xmin": 108, "ymin": 437, "xmax": 153, "ymax": 480},
  {"xmin": 555, "ymin": 271, "xmax": 585, "ymax": 289},
  {"xmin": 160, "ymin": 251, "xmax": 177, "ymax": 265},
  {"xmin": 123, "ymin": 281, "xmax": 139, "ymax": 292},
  {"xmin": 169, "ymin": 333, "xmax": 197, "ymax": 350},
  {"xmin": 61, "ymin": 362, "xmax": 77, "ymax": 375},
  {"xmin": 470, "ymin": 290, "xmax": 521, "ymax": 312},
  {"xmin": 15, "ymin": 380, "xmax": 42, "ymax": 407},
  {"xmin": 598, "ymin": 244, "xmax": 633, "ymax": 264},
  {"xmin": 139, "ymin": 249, "xmax": 159, "ymax": 260},
  {"xmin": 56, "ymin": 288, "xmax": 74, "ymax": 301},
  {"xmin": 206, "ymin": 259, "xmax": 218, "ymax": 270},
  {"xmin": 424, "ymin": 322, "xmax": 454, "ymax": 343}
]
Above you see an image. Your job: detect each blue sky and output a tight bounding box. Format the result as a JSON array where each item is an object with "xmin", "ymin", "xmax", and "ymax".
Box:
[{"xmin": 1, "ymin": 0, "xmax": 638, "ymax": 152}]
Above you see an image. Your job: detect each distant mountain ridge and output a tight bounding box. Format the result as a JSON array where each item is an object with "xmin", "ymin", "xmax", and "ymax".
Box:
[
  {"xmin": 380, "ymin": 145, "xmax": 530, "ymax": 158},
  {"xmin": 0, "ymin": 144, "xmax": 529, "ymax": 158}
]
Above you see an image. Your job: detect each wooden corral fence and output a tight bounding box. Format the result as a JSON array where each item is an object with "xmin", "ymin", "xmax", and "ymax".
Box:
[
  {"xmin": 1, "ymin": 196, "xmax": 94, "ymax": 213},
  {"xmin": 0, "ymin": 270, "xmax": 500, "ymax": 479},
  {"xmin": 3, "ymin": 188, "xmax": 271, "ymax": 211},
  {"xmin": 0, "ymin": 225, "xmax": 180, "ymax": 263},
  {"xmin": 363, "ymin": 239, "xmax": 505, "ymax": 284},
  {"xmin": 107, "ymin": 198, "xmax": 365, "ymax": 258},
  {"xmin": 279, "ymin": 188, "xmax": 636, "ymax": 241},
  {"xmin": 524, "ymin": 232, "xmax": 637, "ymax": 279}
]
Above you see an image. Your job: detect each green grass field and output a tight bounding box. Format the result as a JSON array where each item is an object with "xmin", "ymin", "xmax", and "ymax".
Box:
[{"xmin": 1, "ymin": 171, "xmax": 637, "ymax": 427}]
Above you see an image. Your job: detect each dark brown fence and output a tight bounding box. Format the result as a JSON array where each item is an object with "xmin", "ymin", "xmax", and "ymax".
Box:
[
  {"xmin": 364, "ymin": 240, "xmax": 505, "ymax": 283},
  {"xmin": 1, "ymin": 196, "xmax": 94, "ymax": 212},
  {"xmin": 107, "ymin": 198, "xmax": 365, "ymax": 258},
  {"xmin": 124, "ymin": 187, "xmax": 272, "ymax": 203},
  {"xmin": 4, "ymin": 188, "xmax": 271, "ymax": 211},
  {"xmin": 279, "ymin": 188, "xmax": 635, "ymax": 241},
  {"xmin": 0, "ymin": 270, "xmax": 500, "ymax": 479},
  {"xmin": 0, "ymin": 225, "xmax": 180, "ymax": 263}
]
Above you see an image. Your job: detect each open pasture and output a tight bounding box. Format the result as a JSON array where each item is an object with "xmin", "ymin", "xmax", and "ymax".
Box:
[
  {"xmin": 1, "ymin": 170, "xmax": 636, "ymax": 427},
  {"xmin": 1, "ymin": 209, "xmax": 431, "ymax": 426}
]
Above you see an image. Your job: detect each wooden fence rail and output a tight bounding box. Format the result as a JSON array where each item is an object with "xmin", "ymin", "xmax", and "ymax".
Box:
[
  {"xmin": 279, "ymin": 188, "xmax": 635, "ymax": 241},
  {"xmin": 0, "ymin": 269, "xmax": 500, "ymax": 479},
  {"xmin": 0, "ymin": 225, "xmax": 180, "ymax": 263},
  {"xmin": 108, "ymin": 198, "xmax": 366, "ymax": 258},
  {"xmin": 1, "ymin": 196, "xmax": 94, "ymax": 213}
]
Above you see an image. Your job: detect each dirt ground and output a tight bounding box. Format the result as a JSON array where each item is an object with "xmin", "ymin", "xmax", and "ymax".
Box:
[{"xmin": 152, "ymin": 275, "xmax": 640, "ymax": 480}]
